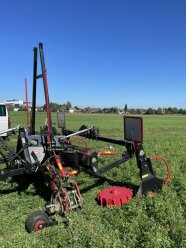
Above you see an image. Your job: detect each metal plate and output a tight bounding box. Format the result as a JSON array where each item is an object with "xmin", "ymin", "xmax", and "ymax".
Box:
[
  {"xmin": 124, "ymin": 116, "xmax": 143, "ymax": 143},
  {"xmin": 57, "ymin": 112, "xmax": 66, "ymax": 128},
  {"xmin": 28, "ymin": 146, "xmax": 45, "ymax": 163}
]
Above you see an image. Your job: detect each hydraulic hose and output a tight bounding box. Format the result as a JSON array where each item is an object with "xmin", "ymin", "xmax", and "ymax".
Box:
[{"xmin": 150, "ymin": 156, "xmax": 170, "ymax": 187}]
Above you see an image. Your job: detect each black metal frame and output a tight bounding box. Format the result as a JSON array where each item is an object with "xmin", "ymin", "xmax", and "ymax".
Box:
[{"xmin": 60, "ymin": 124, "xmax": 164, "ymax": 196}]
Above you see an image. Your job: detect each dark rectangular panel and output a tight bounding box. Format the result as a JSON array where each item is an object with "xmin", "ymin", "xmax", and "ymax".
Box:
[{"xmin": 124, "ymin": 116, "xmax": 143, "ymax": 143}]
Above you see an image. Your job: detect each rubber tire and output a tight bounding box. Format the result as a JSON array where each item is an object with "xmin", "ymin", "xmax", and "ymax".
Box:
[{"xmin": 25, "ymin": 211, "xmax": 49, "ymax": 233}]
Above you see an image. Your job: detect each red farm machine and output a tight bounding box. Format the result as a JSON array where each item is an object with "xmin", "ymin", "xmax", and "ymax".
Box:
[{"xmin": 0, "ymin": 43, "xmax": 170, "ymax": 233}]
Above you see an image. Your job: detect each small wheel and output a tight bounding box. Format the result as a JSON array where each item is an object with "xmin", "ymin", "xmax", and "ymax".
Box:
[{"xmin": 25, "ymin": 211, "xmax": 49, "ymax": 233}]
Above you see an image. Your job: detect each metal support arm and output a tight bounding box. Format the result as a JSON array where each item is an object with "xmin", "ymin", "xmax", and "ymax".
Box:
[{"xmin": 135, "ymin": 144, "xmax": 164, "ymax": 196}]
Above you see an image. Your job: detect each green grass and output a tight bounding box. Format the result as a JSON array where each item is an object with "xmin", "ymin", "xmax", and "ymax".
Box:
[{"xmin": 0, "ymin": 112, "xmax": 186, "ymax": 247}]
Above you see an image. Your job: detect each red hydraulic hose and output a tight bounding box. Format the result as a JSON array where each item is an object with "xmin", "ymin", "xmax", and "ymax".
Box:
[
  {"xmin": 70, "ymin": 137, "xmax": 88, "ymax": 148},
  {"xmin": 150, "ymin": 156, "xmax": 171, "ymax": 187}
]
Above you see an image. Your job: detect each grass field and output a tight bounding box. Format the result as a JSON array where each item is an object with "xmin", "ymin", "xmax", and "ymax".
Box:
[{"xmin": 0, "ymin": 112, "xmax": 186, "ymax": 247}]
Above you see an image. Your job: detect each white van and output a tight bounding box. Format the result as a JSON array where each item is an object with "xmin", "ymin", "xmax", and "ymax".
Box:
[{"xmin": 0, "ymin": 102, "xmax": 10, "ymax": 137}]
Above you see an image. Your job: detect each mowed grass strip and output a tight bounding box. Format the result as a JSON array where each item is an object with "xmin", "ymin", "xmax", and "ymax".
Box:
[{"xmin": 0, "ymin": 112, "xmax": 186, "ymax": 247}]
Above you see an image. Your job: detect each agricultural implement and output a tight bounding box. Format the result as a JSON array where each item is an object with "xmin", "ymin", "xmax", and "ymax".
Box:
[{"xmin": 0, "ymin": 43, "xmax": 170, "ymax": 233}]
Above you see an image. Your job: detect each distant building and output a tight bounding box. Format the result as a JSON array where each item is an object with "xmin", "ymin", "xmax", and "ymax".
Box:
[
  {"xmin": 6, "ymin": 99, "xmax": 24, "ymax": 106},
  {"xmin": 5, "ymin": 99, "xmax": 32, "ymax": 112},
  {"xmin": 6, "ymin": 99, "xmax": 24, "ymax": 111},
  {"xmin": 69, "ymin": 108, "xmax": 75, "ymax": 113},
  {"xmin": 83, "ymin": 107, "xmax": 99, "ymax": 113}
]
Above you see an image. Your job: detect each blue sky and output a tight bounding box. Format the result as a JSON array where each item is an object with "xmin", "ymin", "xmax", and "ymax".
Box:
[{"xmin": 0, "ymin": 0, "xmax": 186, "ymax": 109}]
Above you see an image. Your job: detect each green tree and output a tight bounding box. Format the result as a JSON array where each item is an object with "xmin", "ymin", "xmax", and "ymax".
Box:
[
  {"xmin": 129, "ymin": 108, "xmax": 136, "ymax": 114},
  {"xmin": 124, "ymin": 104, "xmax": 128, "ymax": 113},
  {"xmin": 74, "ymin": 106, "xmax": 80, "ymax": 110},
  {"xmin": 146, "ymin": 108, "xmax": 155, "ymax": 115},
  {"xmin": 167, "ymin": 107, "xmax": 173, "ymax": 114},
  {"xmin": 172, "ymin": 107, "xmax": 178, "ymax": 114},
  {"xmin": 7, "ymin": 104, "xmax": 14, "ymax": 111},
  {"xmin": 66, "ymin": 101, "xmax": 72, "ymax": 111},
  {"xmin": 136, "ymin": 108, "xmax": 143, "ymax": 114},
  {"xmin": 178, "ymin": 108, "xmax": 184, "ymax": 114},
  {"xmin": 110, "ymin": 107, "xmax": 119, "ymax": 113},
  {"xmin": 156, "ymin": 108, "xmax": 163, "ymax": 115}
]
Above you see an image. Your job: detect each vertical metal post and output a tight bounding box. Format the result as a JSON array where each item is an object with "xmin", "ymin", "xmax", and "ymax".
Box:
[
  {"xmin": 30, "ymin": 47, "xmax": 38, "ymax": 135},
  {"xmin": 25, "ymin": 78, "xmax": 29, "ymax": 131},
  {"xmin": 39, "ymin": 43, "xmax": 53, "ymax": 142}
]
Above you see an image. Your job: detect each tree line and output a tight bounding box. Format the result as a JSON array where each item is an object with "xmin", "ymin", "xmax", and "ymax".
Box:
[
  {"xmin": 7, "ymin": 102, "xmax": 186, "ymax": 115},
  {"xmin": 42, "ymin": 101, "xmax": 72, "ymax": 112},
  {"xmin": 142, "ymin": 107, "xmax": 186, "ymax": 115}
]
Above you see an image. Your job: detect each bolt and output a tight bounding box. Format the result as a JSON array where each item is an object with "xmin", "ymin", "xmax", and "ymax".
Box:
[
  {"xmin": 38, "ymin": 224, "xmax": 43, "ymax": 229},
  {"xmin": 139, "ymin": 150, "xmax": 145, "ymax": 156}
]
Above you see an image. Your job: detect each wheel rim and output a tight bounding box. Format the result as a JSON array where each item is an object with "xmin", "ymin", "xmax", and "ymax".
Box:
[{"xmin": 34, "ymin": 220, "xmax": 45, "ymax": 231}]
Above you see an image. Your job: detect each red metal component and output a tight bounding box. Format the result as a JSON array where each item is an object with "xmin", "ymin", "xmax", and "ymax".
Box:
[
  {"xmin": 8, "ymin": 118, "xmax": 11, "ymax": 129},
  {"xmin": 150, "ymin": 156, "xmax": 171, "ymax": 187},
  {"xmin": 54, "ymin": 155, "xmax": 66, "ymax": 178},
  {"xmin": 34, "ymin": 220, "xmax": 45, "ymax": 232},
  {"xmin": 99, "ymin": 150, "xmax": 118, "ymax": 155},
  {"xmin": 43, "ymin": 71, "xmax": 51, "ymax": 144},
  {"xmin": 97, "ymin": 186, "xmax": 133, "ymax": 207},
  {"xmin": 149, "ymin": 191, "xmax": 156, "ymax": 197},
  {"xmin": 25, "ymin": 78, "xmax": 29, "ymax": 131}
]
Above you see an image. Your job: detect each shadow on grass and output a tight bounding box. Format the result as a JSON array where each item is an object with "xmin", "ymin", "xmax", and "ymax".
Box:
[
  {"xmin": 0, "ymin": 173, "xmax": 140, "ymax": 205},
  {"xmin": 80, "ymin": 175, "xmax": 139, "ymax": 196},
  {"xmin": 0, "ymin": 173, "xmax": 51, "ymax": 202}
]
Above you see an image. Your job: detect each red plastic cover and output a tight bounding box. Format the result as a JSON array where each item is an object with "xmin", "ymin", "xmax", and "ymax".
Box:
[{"xmin": 97, "ymin": 186, "xmax": 133, "ymax": 207}]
